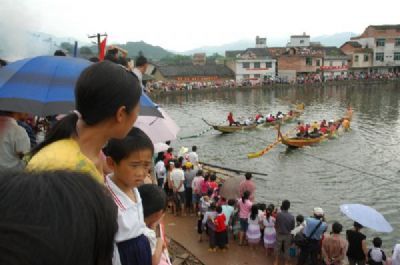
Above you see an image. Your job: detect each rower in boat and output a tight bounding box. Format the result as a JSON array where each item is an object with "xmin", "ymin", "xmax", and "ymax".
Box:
[
  {"xmin": 309, "ymin": 128, "xmax": 322, "ymax": 138},
  {"xmin": 342, "ymin": 118, "xmax": 351, "ymax": 131},
  {"xmin": 255, "ymin": 113, "xmax": 264, "ymax": 124},
  {"xmin": 320, "ymin": 119, "xmax": 327, "ymax": 128},
  {"xmin": 276, "ymin": 111, "xmax": 284, "ymax": 119},
  {"xmin": 266, "ymin": 114, "xmax": 276, "ymax": 123},
  {"xmin": 227, "ymin": 112, "xmax": 240, "ymax": 126},
  {"xmin": 328, "ymin": 120, "xmax": 336, "ymax": 134},
  {"xmin": 296, "ymin": 121, "xmax": 306, "ymax": 137},
  {"xmin": 311, "ymin": 121, "xmax": 319, "ymax": 131}
]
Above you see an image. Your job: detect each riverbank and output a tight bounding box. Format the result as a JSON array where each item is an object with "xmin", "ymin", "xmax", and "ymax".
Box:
[{"xmin": 149, "ymin": 79, "xmax": 400, "ymax": 98}]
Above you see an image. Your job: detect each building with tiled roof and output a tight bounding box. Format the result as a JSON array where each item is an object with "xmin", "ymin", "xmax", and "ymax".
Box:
[{"xmin": 153, "ymin": 64, "xmax": 234, "ymax": 82}]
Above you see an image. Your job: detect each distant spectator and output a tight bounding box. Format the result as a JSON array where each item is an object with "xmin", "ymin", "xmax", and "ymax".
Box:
[
  {"xmin": 54, "ymin": 50, "xmax": 66, "ymax": 56},
  {"xmin": 367, "ymin": 237, "xmax": 387, "ymax": 265},
  {"xmin": 346, "ymin": 222, "xmax": 368, "ymax": 265},
  {"xmin": 239, "ymin": 172, "xmax": 256, "ymax": 202},
  {"xmin": 0, "ymin": 111, "xmax": 30, "ymax": 172},
  {"xmin": 133, "ymin": 55, "xmax": 149, "ymax": 90},
  {"xmin": 322, "ymin": 222, "xmax": 348, "ymax": 265},
  {"xmin": 170, "ymin": 161, "xmax": 185, "ymax": 216},
  {"xmin": 187, "ymin": 145, "xmax": 199, "ymax": 168},
  {"xmin": 275, "ymin": 200, "xmax": 295, "ymax": 265}
]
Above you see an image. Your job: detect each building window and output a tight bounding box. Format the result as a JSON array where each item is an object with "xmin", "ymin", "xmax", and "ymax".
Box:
[
  {"xmin": 242, "ymin": 62, "xmax": 250, "ymax": 68},
  {"xmin": 306, "ymin": 57, "xmax": 312, "ymax": 66},
  {"xmin": 396, "ymin": 38, "xmax": 400, "ymax": 46},
  {"xmin": 253, "ymin": 62, "xmax": 260, "ymax": 68},
  {"xmin": 300, "ymin": 40, "xmax": 304, "ymax": 44},
  {"xmin": 265, "ymin": 62, "xmax": 272, "ymax": 68},
  {"xmin": 394, "ymin": 52, "xmax": 400, "ymax": 61},
  {"xmin": 355, "ymin": 55, "xmax": 359, "ymax": 62},
  {"xmin": 364, "ymin": 55, "xmax": 369, "ymax": 62},
  {"xmin": 375, "ymin": 52, "xmax": 384, "ymax": 62},
  {"xmin": 376, "ymin": 38, "xmax": 385, "ymax": 47},
  {"xmin": 254, "ymin": 74, "xmax": 261, "ymax": 78},
  {"xmin": 316, "ymin": 60, "xmax": 320, "ymax": 66},
  {"xmin": 243, "ymin": 74, "xmax": 250, "ymax": 79}
]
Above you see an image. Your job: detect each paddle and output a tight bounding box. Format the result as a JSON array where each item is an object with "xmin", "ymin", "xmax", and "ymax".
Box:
[{"xmin": 200, "ymin": 161, "xmax": 269, "ymax": 177}]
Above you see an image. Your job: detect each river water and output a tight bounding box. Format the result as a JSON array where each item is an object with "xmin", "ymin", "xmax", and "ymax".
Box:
[{"xmin": 154, "ymin": 82, "xmax": 400, "ymax": 249}]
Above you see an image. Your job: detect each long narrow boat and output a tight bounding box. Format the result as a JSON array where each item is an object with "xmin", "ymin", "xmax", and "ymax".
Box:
[
  {"xmin": 202, "ymin": 119, "xmax": 258, "ymax": 133},
  {"xmin": 262, "ymin": 110, "xmax": 303, "ymax": 127}
]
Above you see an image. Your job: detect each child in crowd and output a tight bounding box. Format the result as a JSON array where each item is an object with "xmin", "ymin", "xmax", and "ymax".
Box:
[
  {"xmin": 368, "ymin": 237, "xmax": 387, "ymax": 265},
  {"xmin": 214, "ymin": 206, "xmax": 228, "ymax": 251},
  {"xmin": 263, "ymin": 206, "xmax": 276, "ymax": 256},
  {"xmin": 103, "ymin": 127, "xmax": 154, "ymax": 265},
  {"xmin": 198, "ymin": 195, "xmax": 210, "ymax": 242},
  {"xmin": 246, "ymin": 205, "xmax": 262, "ymax": 250},
  {"xmin": 192, "ymin": 170, "xmax": 204, "ymax": 212},
  {"xmin": 222, "ymin": 199, "xmax": 236, "ymax": 233},
  {"xmin": 202, "ymin": 202, "xmax": 217, "ymax": 251},
  {"xmin": 290, "ymin": 214, "xmax": 306, "ymax": 257},
  {"xmin": 238, "ymin": 191, "xmax": 252, "ymax": 246},
  {"xmin": 139, "ymin": 184, "xmax": 171, "ymax": 265}
]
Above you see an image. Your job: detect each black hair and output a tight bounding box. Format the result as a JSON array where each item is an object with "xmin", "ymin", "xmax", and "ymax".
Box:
[
  {"xmin": 192, "ymin": 146, "xmax": 197, "ymax": 152},
  {"xmin": 373, "ymin": 237, "xmax": 382, "ymax": 248},
  {"xmin": 155, "ymin": 152, "xmax": 164, "ymax": 163},
  {"xmin": 296, "ymin": 214, "xmax": 304, "ymax": 223},
  {"xmin": 266, "ymin": 207, "xmax": 272, "ymax": 221},
  {"xmin": 89, "ymin": 57, "xmax": 100, "ymax": 63},
  {"xmin": 332, "ymin": 222, "xmax": 343, "ymax": 234},
  {"xmin": 210, "ymin": 173, "xmax": 217, "ymax": 181},
  {"xmin": 135, "ymin": 55, "xmax": 148, "ymax": 67},
  {"xmin": 178, "ymin": 156, "xmax": 184, "ymax": 165},
  {"xmin": 0, "ymin": 170, "xmax": 117, "ymax": 265},
  {"xmin": 204, "ymin": 174, "xmax": 210, "ymax": 182},
  {"xmin": 118, "ymin": 57, "xmax": 128, "ymax": 68},
  {"xmin": 174, "ymin": 160, "xmax": 181, "ymax": 168},
  {"xmin": 104, "ymin": 127, "xmax": 154, "ymax": 164},
  {"xmin": 245, "ymin": 172, "xmax": 252, "ymax": 180},
  {"xmin": 167, "ymin": 147, "xmax": 173, "ymax": 153},
  {"xmin": 228, "ymin": 199, "xmax": 236, "ymax": 206},
  {"xmin": 54, "ymin": 50, "xmax": 66, "ymax": 56},
  {"xmin": 258, "ymin": 203, "xmax": 267, "ymax": 212},
  {"xmin": 354, "ymin": 221, "xmax": 363, "ymax": 230},
  {"xmin": 250, "ymin": 205, "xmax": 259, "ymax": 220},
  {"xmin": 281, "ymin": 200, "xmax": 290, "ymax": 211},
  {"xmin": 196, "ymin": 170, "xmax": 203, "ymax": 177},
  {"xmin": 216, "ymin": 205, "xmax": 222, "ymax": 214},
  {"xmin": 242, "ymin": 190, "xmax": 250, "ymax": 203},
  {"xmin": 31, "ymin": 61, "xmax": 141, "ymax": 157},
  {"xmin": 138, "ymin": 184, "xmax": 167, "ymax": 218},
  {"xmin": 0, "ymin": 59, "xmax": 7, "ymax": 67}
]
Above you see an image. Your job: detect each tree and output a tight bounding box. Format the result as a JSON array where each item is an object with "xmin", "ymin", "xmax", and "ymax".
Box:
[
  {"xmin": 60, "ymin": 42, "xmax": 74, "ymax": 54},
  {"xmin": 79, "ymin": 46, "xmax": 93, "ymax": 56}
]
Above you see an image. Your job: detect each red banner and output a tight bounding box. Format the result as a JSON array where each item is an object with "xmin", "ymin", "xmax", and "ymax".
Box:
[
  {"xmin": 320, "ymin": 65, "xmax": 348, "ymax": 70},
  {"xmin": 99, "ymin": 37, "xmax": 107, "ymax": 61}
]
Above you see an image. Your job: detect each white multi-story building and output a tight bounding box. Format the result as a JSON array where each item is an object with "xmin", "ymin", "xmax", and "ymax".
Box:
[
  {"xmin": 347, "ymin": 25, "xmax": 400, "ymax": 73},
  {"xmin": 226, "ymin": 36, "xmax": 276, "ymax": 82},
  {"xmin": 287, "ymin": 33, "xmax": 311, "ymax": 47}
]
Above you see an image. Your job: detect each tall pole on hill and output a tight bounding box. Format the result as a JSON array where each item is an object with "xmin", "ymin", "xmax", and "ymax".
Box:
[{"xmin": 88, "ymin": 33, "xmax": 107, "ymax": 57}]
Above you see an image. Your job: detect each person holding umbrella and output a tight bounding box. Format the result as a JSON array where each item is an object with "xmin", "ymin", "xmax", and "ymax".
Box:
[
  {"xmin": 27, "ymin": 61, "xmax": 142, "ymax": 183},
  {"xmin": 346, "ymin": 222, "xmax": 368, "ymax": 265}
]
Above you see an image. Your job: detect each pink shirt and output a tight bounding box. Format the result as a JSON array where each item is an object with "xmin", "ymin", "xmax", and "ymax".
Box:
[
  {"xmin": 238, "ymin": 199, "xmax": 253, "ymax": 219},
  {"xmin": 239, "ymin": 180, "xmax": 256, "ymax": 201}
]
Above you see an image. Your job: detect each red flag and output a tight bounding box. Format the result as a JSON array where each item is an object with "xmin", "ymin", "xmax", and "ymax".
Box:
[{"xmin": 99, "ymin": 37, "xmax": 107, "ymax": 61}]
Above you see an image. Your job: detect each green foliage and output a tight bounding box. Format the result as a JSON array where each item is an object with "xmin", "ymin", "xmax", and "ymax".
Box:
[
  {"xmin": 79, "ymin": 46, "xmax": 93, "ymax": 55},
  {"xmin": 60, "ymin": 42, "xmax": 74, "ymax": 54},
  {"xmin": 160, "ymin": 54, "xmax": 192, "ymax": 65}
]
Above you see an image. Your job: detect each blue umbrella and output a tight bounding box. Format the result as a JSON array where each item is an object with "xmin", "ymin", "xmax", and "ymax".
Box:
[
  {"xmin": 340, "ymin": 204, "xmax": 393, "ymax": 233},
  {"xmin": 0, "ymin": 56, "xmax": 162, "ymax": 117}
]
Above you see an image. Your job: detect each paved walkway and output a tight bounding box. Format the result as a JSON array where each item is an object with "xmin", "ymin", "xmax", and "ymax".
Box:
[{"xmin": 165, "ymin": 213, "xmax": 292, "ymax": 265}]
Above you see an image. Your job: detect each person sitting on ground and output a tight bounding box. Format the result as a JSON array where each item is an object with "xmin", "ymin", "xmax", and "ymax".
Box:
[
  {"xmin": 139, "ymin": 184, "xmax": 171, "ymax": 265},
  {"xmin": 322, "ymin": 222, "xmax": 348, "ymax": 265},
  {"xmin": 297, "ymin": 207, "xmax": 328, "ymax": 265},
  {"xmin": 103, "ymin": 127, "xmax": 154, "ymax": 265},
  {"xmin": 368, "ymin": 237, "xmax": 387, "ymax": 265},
  {"xmin": 0, "ymin": 170, "xmax": 118, "ymax": 265},
  {"xmin": 214, "ymin": 206, "xmax": 228, "ymax": 251},
  {"xmin": 346, "ymin": 222, "xmax": 368, "ymax": 265}
]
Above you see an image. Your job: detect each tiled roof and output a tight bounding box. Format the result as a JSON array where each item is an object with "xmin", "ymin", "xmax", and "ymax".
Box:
[
  {"xmin": 225, "ymin": 50, "xmax": 244, "ymax": 58},
  {"xmin": 369, "ymin": 25, "xmax": 400, "ymax": 30},
  {"xmin": 323, "ymin": 46, "xmax": 347, "ymax": 57},
  {"xmin": 242, "ymin": 48, "xmax": 270, "ymax": 58},
  {"xmin": 156, "ymin": 64, "xmax": 235, "ymax": 78}
]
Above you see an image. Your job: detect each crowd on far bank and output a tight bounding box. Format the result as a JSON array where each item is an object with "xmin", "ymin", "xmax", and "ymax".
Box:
[{"xmin": 145, "ymin": 71, "xmax": 400, "ymax": 93}]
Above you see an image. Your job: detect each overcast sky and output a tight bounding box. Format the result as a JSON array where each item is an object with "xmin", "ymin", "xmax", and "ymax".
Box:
[{"xmin": 2, "ymin": 0, "xmax": 400, "ymax": 51}]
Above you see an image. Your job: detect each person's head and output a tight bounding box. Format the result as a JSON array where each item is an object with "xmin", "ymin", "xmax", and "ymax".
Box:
[
  {"xmin": 138, "ymin": 184, "xmax": 167, "ymax": 228},
  {"xmin": 174, "ymin": 160, "xmax": 181, "ymax": 169},
  {"xmin": 0, "ymin": 170, "xmax": 117, "ymax": 265},
  {"xmin": 332, "ymin": 222, "xmax": 343, "ymax": 234},
  {"xmin": 296, "ymin": 214, "xmax": 304, "ymax": 224},
  {"xmin": 192, "ymin": 146, "xmax": 197, "ymax": 152},
  {"xmin": 281, "ymin": 200, "xmax": 290, "ymax": 211},
  {"xmin": 373, "ymin": 237, "xmax": 382, "ymax": 248},
  {"xmin": 167, "ymin": 160, "xmax": 175, "ymax": 171},
  {"xmin": 89, "ymin": 57, "xmax": 100, "ymax": 63},
  {"xmin": 196, "ymin": 170, "xmax": 203, "ymax": 177},
  {"xmin": 105, "ymin": 48, "xmax": 119, "ymax": 63},
  {"xmin": 216, "ymin": 205, "xmax": 223, "ymax": 214},
  {"xmin": 228, "ymin": 199, "xmax": 236, "ymax": 207},
  {"xmin": 167, "ymin": 147, "xmax": 173, "ymax": 154},
  {"xmin": 354, "ymin": 221, "xmax": 364, "ymax": 230},
  {"xmin": 104, "ymin": 127, "xmax": 154, "ymax": 188},
  {"xmin": 258, "ymin": 203, "xmax": 267, "ymax": 212},
  {"xmin": 210, "ymin": 173, "xmax": 217, "ymax": 182},
  {"xmin": 245, "ymin": 172, "xmax": 252, "ymax": 180},
  {"xmin": 54, "ymin": 50, "xmax": 66, "ymax": 56},
  {"xmin": 242, "ymin": 190, "xmax": 250, "ymax": 203},
  {"xmin": 313, "ymin": 207, "xmax": 324, "ymax": 219},
  {"xmin": 156, "ymin": 152, "xmax": 164, "ymax": 163},
  {"xmin": 185, "ymin": 162, "xmax": 193, "ymax": 170},
  {"xmin": 204, "ymin": 173, "xmax": 210, "ymax": 182},
  {"xmin": 135, "ymin": 55, "xmax": 148, "ymax": 74},
  {"xmin": 250, "ymin": 204, "xmax": 259, "ymax": 220},
  {"xmin": 31, "ymin": 61, "xmax": 142, "ymax": 157},
  {"xmin": 0, "ymin": 58, "xmax": 7, "ymax": 68}
]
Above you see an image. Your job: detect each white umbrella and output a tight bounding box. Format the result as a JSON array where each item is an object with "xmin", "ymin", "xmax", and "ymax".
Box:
[
  {"xmin": 134, "ymin": 108, "xmax": 180, "ymax": 144},
  {"xmin": 340, "ymin": 204, "xmax": 393, "ymax": 233},
  {"xmin": 154, "ymin": 142, "xmax": 169, "ymax": 154}
]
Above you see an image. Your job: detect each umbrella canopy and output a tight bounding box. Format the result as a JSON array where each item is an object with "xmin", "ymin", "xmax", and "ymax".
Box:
[
  {"xmin": 340, "ymin": 204, "xmax": 393, "ymax": 233},
  {"xmin": 219, "ymin": 176, "xmax": 245, "ymax": 200},
  {"xmin": 154, "ymin": 142, "xmax": 169, "ymax": 154},
  {"xmin": 134, "ymin": 108, "xmax": 179, "ymax": 144},
  {"xmin": 0, "ymin": 56, "xmax": 162, "ymax": 117}
]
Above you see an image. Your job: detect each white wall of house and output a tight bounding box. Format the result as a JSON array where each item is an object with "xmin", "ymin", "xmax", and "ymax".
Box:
[
  {"xmin": 235, "ymin": 59, "xmax": 276, "ymax": 81},
  {"xmin": 287, "ymin": 36, "xmax": 310, "ymax": 47},
  {"xmin": 321, "ymin": 58, "xmax": 348, "ymax": 77}
]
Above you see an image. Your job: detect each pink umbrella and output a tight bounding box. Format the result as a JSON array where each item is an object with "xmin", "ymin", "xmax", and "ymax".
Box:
[{"xmin": 134, "ymin": 108, "xmax": 180, "ymax": 144}]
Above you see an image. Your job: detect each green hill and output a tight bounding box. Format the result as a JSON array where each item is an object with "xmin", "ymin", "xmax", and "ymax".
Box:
[{"xmin": 116, "ymin": 41, "xmax": 174, "ymax": 60}]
